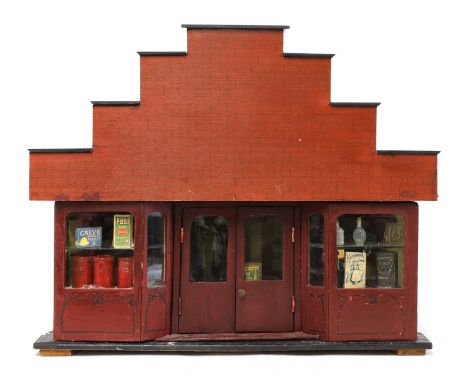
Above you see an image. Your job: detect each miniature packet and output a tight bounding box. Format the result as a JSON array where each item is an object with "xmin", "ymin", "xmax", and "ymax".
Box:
[
  {"xmin": 113, "ymin": 214, "xmax": 133, "ymax": 249},
  {"xmin": 244, "ymin": 262, "xmax": 262, "ymax": 281},
  {"xmin": 75, "ymin": 227, "xmax": 102, "ymax": 248},
  {"xmin": 344, "ymin": 251, "xmax": 366, "ymax": 288}
]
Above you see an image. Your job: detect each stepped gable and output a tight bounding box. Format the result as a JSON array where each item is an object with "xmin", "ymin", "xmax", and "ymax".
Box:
[{"xmin": 29, "ymin": 24, "xmax": 438, "ymax": 202}]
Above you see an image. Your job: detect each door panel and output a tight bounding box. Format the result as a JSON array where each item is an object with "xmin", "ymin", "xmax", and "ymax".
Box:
[
  {"xmin": 178, "ymin": 208, "xmax": 236, "ymax": 333},
  {"xmin": 236, "ymin": 207, "xmax": 294, "ymax": 332},
  {"xmin": 301, "ymin": 203, "xmax": 329, "ymax": 338},
  {"xmin": 327, "ymin": 203, "xmax": 418, "ymax": 341},
  {"xmin": 141, "ymin": 203, "xmax": 173, "ymax": 340}
]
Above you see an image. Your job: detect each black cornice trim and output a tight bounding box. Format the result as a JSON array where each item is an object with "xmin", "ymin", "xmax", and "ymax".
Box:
[
  {"xmin": 284, "ymin": 53, "xmax": 335, "ymax": 59},
  {"xmin": 182, "ymin": 24, "xmax": 289, "ymax": 30},
  {"xmin": 91, "ymin": 101, "xmax": 140, "ymax": 106},
  {"xmin": 330, "ymin": 102, "xmax": 381, "ymax": 107},
  {"xmin": 377, "ymin": 150, "xmax": 440, "ymax": 156},
  {"xmin": 29, "ymin": 148, "xmax": 93, "ymax": 153},
  {"xmin": 138, "ymin": 51, "xmax": 187, "ymax": 56}
]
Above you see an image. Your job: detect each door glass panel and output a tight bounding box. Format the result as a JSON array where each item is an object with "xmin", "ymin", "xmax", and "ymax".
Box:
[
  {"xmin": 147, "ymin": 212, "xmax": 166, "ymax": 287},
  {"xmin": 336, "ymin": 214, "xmax": 405, "ymax": 288},
  {"xmin": 244, "ymin": 215, "xmax": 283, "ymax": 281},
  {"xmin": 190, "ymin": 216, "xmax": 228, "ymax": 282},
  {"xmin": 308, "ymin": 213, "xmax": 324, "ymax": 286}
]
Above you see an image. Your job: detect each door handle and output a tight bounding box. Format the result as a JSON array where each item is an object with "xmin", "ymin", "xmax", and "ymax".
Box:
[{"xmin": 237, "ymin": 289, "xmax": 246, "ymax": 298}]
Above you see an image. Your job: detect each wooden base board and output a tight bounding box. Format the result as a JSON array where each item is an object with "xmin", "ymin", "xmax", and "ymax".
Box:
[
  {"xmin": 34, "ymin": 331, "xmax": 432, "ymax": 355},
  {"xmin": 394, "ymin": 348, "xmax": 427, "ymax": 356},
  {"xmin": 155, "ymin": 331, "xmax": 319, "ymax": 341},
  {"xmin": 39, "ymin": 349, "xmax": 75, "ymax": 357}
]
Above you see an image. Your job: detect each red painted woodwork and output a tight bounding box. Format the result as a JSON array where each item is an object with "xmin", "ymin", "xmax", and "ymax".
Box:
[
  {"xmin": 31, "ymin": 26, "xmax": 434, "ymax": 344},
  {"xmin": 176, "ymin": 204, "xmax": 295, "ymax": 334},
  {"xmin": 171, "ymin": 204, "xmax": 184, "ymax": 334},
  {"xmin": 60, "ymin": 290, "xmax": 135, "ymax": 334},
  {"xmin": 292, "ymin": 205, "xmax": 302, "ymax": 332},
  {"xmin": 300, "ymin": 203, "xmax": 329, "ymax": 339},
  {"xmin": 140, "ymin": 203, "xmax": 173, "ymax": 340},
  {"xmin": 117, "ymin": 257, "xmax": 133, "ymax": 288},
  {"xmin": 29, "ymin": 28, "xmax": 437, "ymax": 202},
  {"xmin": 336, "ymin": 292, "xmax": 406, "ymax": 336},
  {"xmin": 154, "ymin": 332, "xmax": 319, "ymax": 342},
  {"xmin": 71, "ymin": 256, "xmax": 93, "ymax": 288},
  {"xmin": 54, "ymin": 202, "xmax": 143, "ymax": 342},
  {"xmin": 327, "ymin": 202, "xmax": 418, "ymax": 341},
  {"xmin": 93, "ymin": 256, "xmax": 114, "ymax": 288},
  {"xmin": 52, "ymin": 200, "xmax": 420, "ymax": 342},
  {"xmin": 178, "ymin": 207, "xmax": 236, "ymax": 333},
  {"xmin": 235, "ymin": 207, "xmax": 294, "ymax": 332}
]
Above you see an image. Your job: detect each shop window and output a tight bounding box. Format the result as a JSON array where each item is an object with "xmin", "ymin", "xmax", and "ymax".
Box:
[
  {"xmin": 65, "ymin": 212, "xmax": 134, "ymax": 289},
  {"xmin": 244, "ymin": 215, "xmax": 283, "ymax": 281},
  {"xmin": 336, "ymin": 214, "xmax": 404, "ymax": 288},
  {"xmin": 190, "ymin": 216, "xmax": 228, "ymax": 282},
  {"xmin": 147, "ymin": 212, "xmax": 166, "ymax": 287},
  {"xmin": 308, "ymin": 213, "xmax": 324, "ymax": 286}
]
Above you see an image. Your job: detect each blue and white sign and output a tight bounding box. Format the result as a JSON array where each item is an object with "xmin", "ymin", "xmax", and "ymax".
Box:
[{"xmin": 75, "ymin": 227, "xmax": 102, "ymax": 248}]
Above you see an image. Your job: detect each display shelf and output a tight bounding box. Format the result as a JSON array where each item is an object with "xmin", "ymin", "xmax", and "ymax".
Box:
[
  {"xmin": 66, "ymin": 247, "xmax": 134, "ymax": 254},
  {"xmin": 337, "ymin": 243, "xmax": 403, "ymax": 249},
  {"xmin": 309, "ymin": 243, "xmax": 324, "ymax": 248},
  {"xmin": 64, "ymin": 285, "xmax": 133, "ymax": 290}
]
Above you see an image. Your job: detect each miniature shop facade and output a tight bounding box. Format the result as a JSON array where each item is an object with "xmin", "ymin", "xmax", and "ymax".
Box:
[
  {"xmin": 54, "ymin": 200, "xmax": 417, "ymax": 342},
  {"xmin": 29, "ymin": 25, "xmax": 438, "ymax": 344}
]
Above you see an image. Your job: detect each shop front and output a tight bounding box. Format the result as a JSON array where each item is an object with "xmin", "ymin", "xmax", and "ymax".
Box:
[
  {"xmin": 30, "ymin": 24, "xmax": 437, "ymax": 353},
  {"xmin": 50, "ymin": 201, "xmax": 418, "ymax": 343}
]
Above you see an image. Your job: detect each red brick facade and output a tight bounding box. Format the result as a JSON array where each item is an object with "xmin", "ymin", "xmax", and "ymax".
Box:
[{"xmin": 29, "ymin": 27, "xmax": 437, "ymax": 202}]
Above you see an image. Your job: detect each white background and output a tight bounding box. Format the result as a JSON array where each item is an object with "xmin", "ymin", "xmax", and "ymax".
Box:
[{"xmin": 1, "ymin": 0, "xmax": 467, "ymax": 380}]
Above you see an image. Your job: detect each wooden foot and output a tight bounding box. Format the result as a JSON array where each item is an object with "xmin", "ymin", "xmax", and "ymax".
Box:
[
  {"xmin": 39, "ymin": 349, "xmax": 75, "ymax": 356},
  {"xmin": 394, "ymin": 349, "xmax": 426, "ymax": 356}
]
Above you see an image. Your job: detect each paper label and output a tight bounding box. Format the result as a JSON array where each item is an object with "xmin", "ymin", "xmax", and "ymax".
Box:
[
  {"xmin": 113, "ymin": 214, "xmax": 133, "ymax": 249},
  {"xmin": 75, "ymin": 227, "xmax": 102, "ymax": 248},
  {"xmin": 344, "ymin": 251, "xmax": 366, "ymax": 288}
]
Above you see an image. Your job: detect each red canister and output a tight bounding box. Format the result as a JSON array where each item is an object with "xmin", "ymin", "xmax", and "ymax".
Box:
[
  {"xmin": 118, "ymin": 257, "xmax": 134, "ymax": 288},
  {"xmin": 93, "ymin": 255, "xmax": 114, "ymax": 288},
  {"xmin": 71, "ymin": 255, "xmax": 93, "ymax": 288}
]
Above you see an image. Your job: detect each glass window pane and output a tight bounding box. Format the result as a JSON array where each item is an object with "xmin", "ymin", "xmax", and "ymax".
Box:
[
  {"xmin": 190, "ymin": 216, "xmax": 228, "ymax": 282},
  {"xmin": 244, "ymin": 215, "xmax": 283, "ymax": 281},
  {"xmin": 65, "ymin": 211, "xmax": 134, "ymax": 289},
  {"xmin": 308, "ymin": 214, "xmax": 324, "ymax": 286},
  {"xmin": 336, "ymin": 214, "xmax": 405, "ymax": 288},
  {"xmin": 147, "ymin": 212, "xmax": 166, "ymax": 287}
]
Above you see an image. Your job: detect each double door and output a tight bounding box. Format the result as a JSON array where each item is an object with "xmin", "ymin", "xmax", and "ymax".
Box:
[{"xmin": 178, "ymin": 207, "xmax": 294, "ymax": 333}]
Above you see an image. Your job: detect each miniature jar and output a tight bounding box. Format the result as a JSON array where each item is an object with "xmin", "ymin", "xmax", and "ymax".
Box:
[
  {"xmin": 117, "ymin": 257, "xmax": 134, "ymax": 288},
  {"xmin": 71, "ymin": 255, "xmax": 93, "ymax": 288},
  {"xmin": 93, "ymin": 255, "xmax": 114, "ymax": 288}
]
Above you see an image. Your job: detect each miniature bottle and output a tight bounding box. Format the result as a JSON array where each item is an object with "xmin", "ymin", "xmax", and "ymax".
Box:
[
  {"xmin": 353, "ymin": 217, "xmax": 366, "ymax": 246},
  {"xmin": 336, "ymin": 221, "xmax": 344, "ymax": 246}
]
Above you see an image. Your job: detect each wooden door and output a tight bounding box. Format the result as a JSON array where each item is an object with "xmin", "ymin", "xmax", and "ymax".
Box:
[
  {"xmin": 235, "ymin": 207, "xmax": 294, "ymax": 332},
  {"xmin": 141, "ymin": 203, "xmax": 173, "ymax": 340},
  {"xmin": 300, "ymin": 203, "xmax": 329, "ymax": 338},
  {"xmin": 178, "ymin": 207, "xmax": 236, "ymax": 333}
]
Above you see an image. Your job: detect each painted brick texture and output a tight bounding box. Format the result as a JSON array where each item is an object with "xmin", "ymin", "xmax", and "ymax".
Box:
[{"xmin": 29, "ymin": 29, "xmax": 438, "ymax": 201}]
